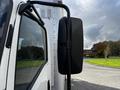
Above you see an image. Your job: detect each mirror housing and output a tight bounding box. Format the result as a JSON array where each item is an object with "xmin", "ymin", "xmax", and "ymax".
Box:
[{"xmin": 58, "ymin": 17, "xmax": 83, "ymax": 74}]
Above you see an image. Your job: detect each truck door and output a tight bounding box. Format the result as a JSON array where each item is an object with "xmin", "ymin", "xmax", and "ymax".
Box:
[{"xmin": 6, "ymin": 14, "xmax": 48, "ymax": 90}]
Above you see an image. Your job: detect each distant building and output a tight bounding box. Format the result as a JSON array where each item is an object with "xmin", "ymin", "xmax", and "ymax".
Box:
[{"xmin": 84, "ymin": 49, "xmax": 96, "ymax": 57}]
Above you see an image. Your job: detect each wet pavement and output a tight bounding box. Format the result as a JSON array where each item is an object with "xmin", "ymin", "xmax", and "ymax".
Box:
[
  {"xmin": 71, "ymin": 62, "xmax": 120, "ymax": 90},
  {"xmin": 71, "ymin": 79, "xmax": 119, "ymax": 90}
]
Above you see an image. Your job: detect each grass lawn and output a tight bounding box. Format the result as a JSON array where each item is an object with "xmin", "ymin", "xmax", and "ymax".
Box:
[
  {"xmin": 85, "ymin": 58, "xmax": 120, "ymax": 68},
  {"xmin": 17, "ymin": 60, "xmax": 44, "ymax": 68}
]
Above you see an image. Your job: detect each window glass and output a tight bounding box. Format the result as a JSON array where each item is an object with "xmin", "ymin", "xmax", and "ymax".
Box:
[
  {"xmin": 0, "ymin": 0, "xmax": 9, "ymax": 37},
  {"xmin": 0, "ymin": 0, "xmax": 12, "ymax": 61},
  {"xmin": 15, "ymin": 16, "xmax": 46, "ymax": 90}
]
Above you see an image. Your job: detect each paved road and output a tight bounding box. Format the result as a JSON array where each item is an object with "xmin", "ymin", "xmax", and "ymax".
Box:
[{"xmin": 71, "ymin": 62, "xmax": 120, "ymax": 90}]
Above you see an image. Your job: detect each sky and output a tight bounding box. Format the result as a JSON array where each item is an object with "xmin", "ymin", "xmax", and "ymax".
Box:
[{"xmin": 63, "ymin": 0, "xmax": 120, "ymax": 49}]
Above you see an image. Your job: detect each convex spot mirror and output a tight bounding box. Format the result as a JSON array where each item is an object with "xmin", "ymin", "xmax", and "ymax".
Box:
[{"xmin": 58, "ymin": 17, "xmax": 83, "ymax": 74}]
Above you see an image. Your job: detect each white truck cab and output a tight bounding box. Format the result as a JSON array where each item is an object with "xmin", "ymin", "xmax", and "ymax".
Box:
[{"xmin": 0, "ymin": 0, "xmax": 83, "ymax": 90}]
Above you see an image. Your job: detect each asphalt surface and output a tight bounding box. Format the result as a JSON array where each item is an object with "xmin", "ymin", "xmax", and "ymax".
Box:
[{"xmin": 71, "ymin": 62, "xmax": 120, "ymax": 90}]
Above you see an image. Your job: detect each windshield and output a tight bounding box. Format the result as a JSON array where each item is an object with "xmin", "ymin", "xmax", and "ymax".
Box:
[{"xmin": 0, "ymin": 0, "xmax": 13, "ymax": 62}]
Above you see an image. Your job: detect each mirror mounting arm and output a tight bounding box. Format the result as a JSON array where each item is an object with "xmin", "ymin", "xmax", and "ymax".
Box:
[
  {"xmin": 18, "ymin": 2, "xmax": 32, "ymax": 15},
  {"xmin": 28, "ymin": 1, "xmax": 70, "ymax": 18},
  {"xmin": 19, "ymin": 2, "xmax": 44, "ymax": 25}
]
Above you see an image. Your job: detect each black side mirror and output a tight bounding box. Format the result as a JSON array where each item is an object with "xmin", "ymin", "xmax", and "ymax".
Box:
[{"xmin": 58, "ymin": 17, "xmax": 83, "ymax": 74}]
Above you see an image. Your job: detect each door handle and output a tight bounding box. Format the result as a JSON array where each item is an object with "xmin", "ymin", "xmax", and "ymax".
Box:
[{"xmin": 48, "ymin": 80, "xmax": 50, "ymax": 90}]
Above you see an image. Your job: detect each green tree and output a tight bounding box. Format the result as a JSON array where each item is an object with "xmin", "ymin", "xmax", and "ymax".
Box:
[{"xmin": 92, "ymin": 40, "xmax": 120, "ymax": 57}]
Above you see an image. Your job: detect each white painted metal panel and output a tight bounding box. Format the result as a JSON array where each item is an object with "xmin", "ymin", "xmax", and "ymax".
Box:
[
  {"xmin": 6, "ymin": 1, "xmax": 27, "ymax": 90},
  {"xmin": 32, "ymin": 64, "xmax": 48, "ymax": 90},
  {"xmin": 0, "ymin": 0, "xmax": 25, "ymax": 90},
  {"xmin": 0, "ymin": 48, "xmax": 10, "ymax": 90}
]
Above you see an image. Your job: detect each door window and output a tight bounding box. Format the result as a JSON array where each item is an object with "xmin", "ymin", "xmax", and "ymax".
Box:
[
  {"xmin": 15, "ymin": 16, "xmax": 47, "ymax": 90},
  {"xmin": 0, "ymin": 0, "xmax": 13, "ymax": 61}
]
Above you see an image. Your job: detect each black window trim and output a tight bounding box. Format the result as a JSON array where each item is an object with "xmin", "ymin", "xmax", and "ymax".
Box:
[{"xmin": 14, "ymin": 14, "xmax": 48, "ymax": 90}]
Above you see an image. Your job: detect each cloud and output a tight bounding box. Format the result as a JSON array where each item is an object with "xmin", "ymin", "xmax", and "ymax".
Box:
[
  {"xmin": 115, "ymin": 0, "xmax": 120, "ymax": 7},
  {"xmin": 85, "ymin": 24, "xmax": 103, "ymax": 40},
  {"xmin": 63, "ymin": 0, "xmax": 120, "ymax": 49},
  {"xmin": 99, "ymin": 16, "xmax": 107, "ymax": 21},
  {"xmin": 84, "ymin": 24, "xmax": 103, "ymax": 49}
]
